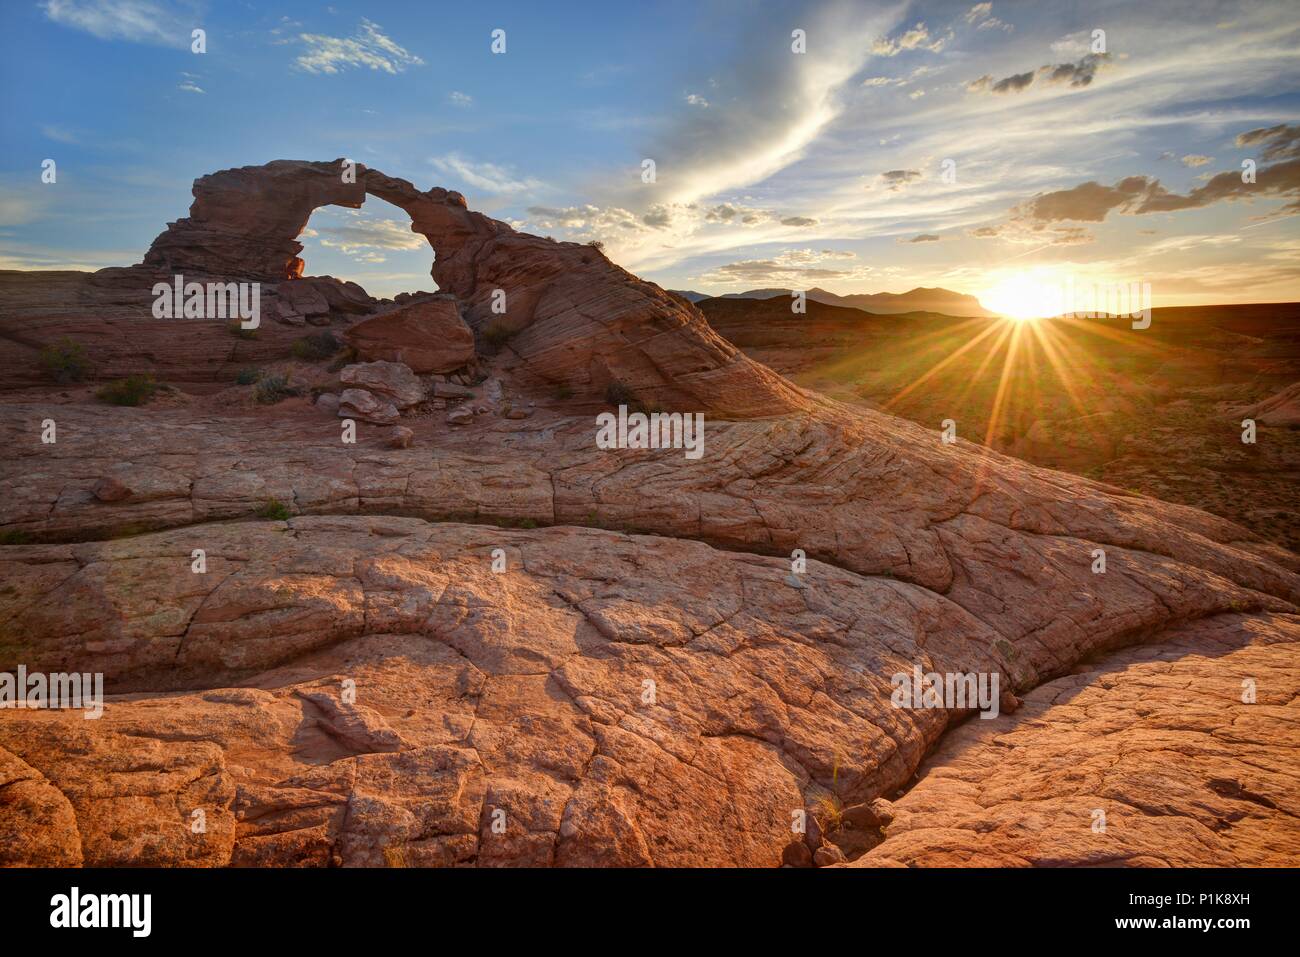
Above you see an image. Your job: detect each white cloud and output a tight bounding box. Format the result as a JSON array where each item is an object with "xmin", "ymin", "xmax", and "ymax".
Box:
[
  {"xmin": 40, "ymin": 0, "xmax": 192, "ymax": 47},
  {"xmin": 873, "ymin": 22, "xmax": 941, "ymax": 56},
  {"xmin": 295, "ymin": 19, "xmax": 424, "ymax": 75},
  {"xmin": 430, "ymin": 153, "xmax": 543, "ymax": 195},
  {"xmin": 177, "ymin": 79, "xmax": 204, "ymax": 94},
  {"xmin": 966, "ymin": 3, "xmax": 1013, "ymax": 32},
  {"xmin": 40, "ymin": 124, "xmax": 79, "ymax": 143},
  {"xmin": 448, "ymin": 91, "xmax": 473, "ymax": 107},
  {"xmin": 312, "ymin": 216, "xmax": 425, "ymax": 255},
  {"xmin": 685, "ymin": 93, "xmax": 710, "ymax": 108}
]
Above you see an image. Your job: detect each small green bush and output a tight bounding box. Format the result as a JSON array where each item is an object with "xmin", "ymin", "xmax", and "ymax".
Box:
[
  {"xmin": 40, "ymin": 338, "xmax": 91, "ymax": 383},
  {"xmin": 227, "ymin": 320, "xmax": 258, "ymax": 340},
  {"xmin": 97, "ymin": 374, "xmax": 157, "ymax": 406},
  {"xmin": 0, "ymin": 529, "xmax": 33, "ymax": 545},
  {"xmin": 236, "ymin": 367, "xmax": 262, "ymax": 386},
  {"xmin": 290, "ymin": 331, "xmax": 341, "ymax": 361},
  {"xmin": 254, "ymin": 374, "xmax": 298, "ymax": 405},
  {"xmin": 256, "ymin": 499, "xmax": 291, "ymax": 520}
]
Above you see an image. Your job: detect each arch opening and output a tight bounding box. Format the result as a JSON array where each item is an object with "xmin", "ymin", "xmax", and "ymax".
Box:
[{"xmin": 296, "ymin": 194, "xmax": 435, "ymax": 300}]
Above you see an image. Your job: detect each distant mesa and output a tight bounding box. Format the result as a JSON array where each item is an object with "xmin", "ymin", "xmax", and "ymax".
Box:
[{"xmin": 713, "ymin": 285, "xmax": 995, "ymax": 317}]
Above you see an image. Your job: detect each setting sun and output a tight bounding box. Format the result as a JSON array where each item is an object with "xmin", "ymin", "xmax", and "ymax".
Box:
[{"xmin": 981, "ymin": 273, "xmax": 1065, "ymax": 321}]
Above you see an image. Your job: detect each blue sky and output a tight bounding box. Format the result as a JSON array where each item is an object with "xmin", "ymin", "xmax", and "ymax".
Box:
[{"xmin": 2, "ymin": 0, "xmax": 1298, "ymax": 304}]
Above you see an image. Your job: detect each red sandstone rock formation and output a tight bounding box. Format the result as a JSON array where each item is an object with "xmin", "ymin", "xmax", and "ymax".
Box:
[{"xmin": 0, "ymin": 159, "xmax": 1297, "ymax": 868}]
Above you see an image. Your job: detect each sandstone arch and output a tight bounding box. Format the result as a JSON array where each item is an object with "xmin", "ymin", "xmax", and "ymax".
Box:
[{"xmin": 138, "ymin": 159, "xmax": 804, "ymax": 417}]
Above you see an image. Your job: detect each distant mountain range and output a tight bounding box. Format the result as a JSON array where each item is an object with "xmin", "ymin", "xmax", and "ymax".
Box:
[{"xmin": 670, "ymin": 285, "xmax": 994, "ymax": 317}]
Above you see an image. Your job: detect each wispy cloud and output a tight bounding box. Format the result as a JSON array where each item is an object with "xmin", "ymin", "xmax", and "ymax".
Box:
[
  {"xmin": 294, "ymin": 19, "xmax": 424, "ymax": 75},
  {"xmin": 694, "ymin": 248, "xmax": 867, "ymax": 287},
  {"xmin": 430, "ymin": 153, "xmax": 543, "ymax": 195},
  {"xmin": 447, "ymin": 91, "xmax": 473, "ymax": 107},
  {"xmin": 873, "ymin": 22, "xmax": 948, "ymax": 56},
  {"xmin": 40, "ymin": 0, "xmax": 194, "ymax": 48},
  {"xmin": 40, "ymin": 124, "xmax": 79, "ymax": 144}
]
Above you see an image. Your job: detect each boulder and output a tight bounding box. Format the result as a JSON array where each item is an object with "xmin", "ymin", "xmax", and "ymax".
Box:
[
  {"xmin": 388, "ymin": 426, "xmax": 414, "ymax": 449},
  {"xmin": 813, "ymin": 844, "xmax": 846, "ymax": 866},
  {"xmin": 338, "ymin": 388, "xmax": 399, "ymax": 425},
  {"xmin": 343, "ymin": 298, "xmax": 475, "ymax": 374},
  {"xmin": 339, "ymin": 361, "xmax": 424, "ymax": 409},
  {"xmin": 275, "ymin": 280, "xmax": 329, "ymax": 317},
  {"xmin": 92, "ymin": 476, "xmax": 131, "ymax": 502}
]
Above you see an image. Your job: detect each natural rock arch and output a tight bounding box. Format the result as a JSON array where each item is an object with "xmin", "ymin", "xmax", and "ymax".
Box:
[{"xmin": 136, "ymin": 159, "xmax": 804, "ymax": 417}]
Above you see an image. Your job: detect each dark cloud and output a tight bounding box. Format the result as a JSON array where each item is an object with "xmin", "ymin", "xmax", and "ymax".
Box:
[
  {"xmin": 968, "ymin": 53, "xmax": 1109, "ymax": 95},
  {"xmin": 998, "ymin": 130, "xmax": 1300, "ymax": 229},
  {"xmin": 1236, "ymin": 124, "xmax": 1300, "ymax": 161},
  {"xmin": 781, "ymin": 216, "xmax": 818, "ymax": 227},
  {"xmin": 879, "ymin": 169, "xmax": 922, "ymax": 191},
  {"xmin": 642, "ymin": 205, "xmax": 673, "ymax": 228},
  {"xmin": 1040, "ymin": 53, "xmax": 1109, "ymax": 88},
  {"xmin": 1015, "ymin": 177, "xmax": 1150, "ymax": 222},
  {"xmin": 899, "ymin": 233, "xmax": 941, "ymax": 243}
]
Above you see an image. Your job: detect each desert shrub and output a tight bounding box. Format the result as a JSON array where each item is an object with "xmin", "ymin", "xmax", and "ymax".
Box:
[
  {"xmin": 0, "ymin": 529, "xmax": 33, "ymax": 545},
  {"xmin": 40, "ymin": 338, "xmax": 91, "ymax": 383},
  {"xmin": 97, "ymin": 374, "xmax": 157, "ymax": 406},
  {"xmin": 227, "ymin": 320, "xmax": 258, "ymax": 340},
  {"xmin": 554, "ymin": 383, "xmax": 574, "ymax": 400},
  {"xmin": 815, "ymin": 796, "xmax": 844, "ymax": 834},
  {"xmin": 256, "ymin": 499, "xmax": 291, "ymax": 520},
  {"xmin": 483, "ymin": 319, "xmax": 519, "ymax": 350},
  {"xmin": 236, "ymin": 367, "xmax": 262, "ymax": 386},
  {"xmin": 291, "ymin": 331, "xmax": 341, "ymax": 361},
  {"xmin": 604, "ymin": 380, "xmax": 639, "ymax": 408},
  {"xmin": 326, "ymin": 346, "xmax": 357, "ymax": 373},
  {"xmin": 254, "ymin": 374, "xmax": 298, "ymax": 404}
]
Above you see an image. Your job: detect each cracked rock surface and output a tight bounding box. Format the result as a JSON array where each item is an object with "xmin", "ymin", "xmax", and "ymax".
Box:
[
  {"xmin": 851, "ymin": 612, "xmax": 1300, "ymax": 867},
  {"xmin": 2, "ymin": 160, "xmax": 1298, "ymax": 867}
]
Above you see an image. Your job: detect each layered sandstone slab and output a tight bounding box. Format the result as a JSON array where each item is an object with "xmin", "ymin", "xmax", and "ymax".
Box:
[
  {"xmin": 0, "ymin": 515, "xmax": 1000, "ymax": 867},
  {"xmin": 852, "ymin": 612, "xmax": 1300, "ymax": 867},
  {"xmin": 3, "ymin": 401, "xmax": 1296, "ymax": 664}
]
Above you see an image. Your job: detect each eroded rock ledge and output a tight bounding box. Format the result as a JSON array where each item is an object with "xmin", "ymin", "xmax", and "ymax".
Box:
[
  {"xmin": 852, "ymin": 612, "xmax": 1300, "ymax": 867},
  {"xmin": 1, "ymin": 515, "xmax": 994, "ymax": 867}
]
